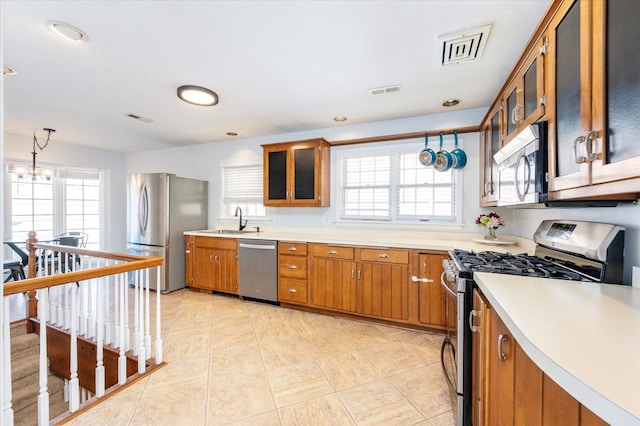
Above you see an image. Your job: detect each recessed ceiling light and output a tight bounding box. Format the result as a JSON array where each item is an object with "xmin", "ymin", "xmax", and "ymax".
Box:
[
  {"xmin": 334, "ymin": 116, "xmax": 347, "ymax": 122},
  {"xmin": 46, "ymin": 21, "xmax": 88, "ymax": 42},
  {"xmin": 177, "ymin": 85, "xmax": 219, "ymax": 106},
  {"xmin": 442, "ymin": 99, "xmax": 460, "ymax": 107},
  {"xmin": 226, "ymin": 132, "xmax": 238, "ymax": 136},
  {"xmin": 3, "ymin": 65, "xmax": 17, "ymax": 75}
]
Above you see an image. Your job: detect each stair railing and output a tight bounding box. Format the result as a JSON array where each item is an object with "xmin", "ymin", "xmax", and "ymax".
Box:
[{"xmin": 2, "ymin": 231, "xmax": 164, "ymax": 425}]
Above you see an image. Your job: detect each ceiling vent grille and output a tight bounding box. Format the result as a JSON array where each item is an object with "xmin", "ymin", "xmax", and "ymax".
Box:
[
  {"xmin": 438, "ymin": 24, "xmax": 492, "ymax": 67},
  {"xmin": 368, "ymin": 84, "xmax": 401, "ymax": 96}
]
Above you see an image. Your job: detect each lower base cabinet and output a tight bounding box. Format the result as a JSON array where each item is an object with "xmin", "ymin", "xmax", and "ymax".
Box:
[
  {"xmin": 415, "ymin": 252, "xmax": 449, "ymax": 328},
  {"xmin": 189, "ymin": 236, "xmax": 238, "ymax": 293},
  {"xmin": 473, "ymin": 288, "xmax": 608, "ymax": 426}
]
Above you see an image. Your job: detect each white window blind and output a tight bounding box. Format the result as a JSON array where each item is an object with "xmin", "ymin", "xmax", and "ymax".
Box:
[
  {"xmin": 338, "ymin": 139, "xmax": 460, "ymax": 223},
  {"xmin": 222, "ymin": 164, "xmax": 266, "ymax": 217}
]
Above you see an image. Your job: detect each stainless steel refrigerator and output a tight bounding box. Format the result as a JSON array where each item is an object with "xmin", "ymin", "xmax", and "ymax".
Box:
[{"xmin": 127, "ymin": 173, "xmax": 208, "ymax": 293}]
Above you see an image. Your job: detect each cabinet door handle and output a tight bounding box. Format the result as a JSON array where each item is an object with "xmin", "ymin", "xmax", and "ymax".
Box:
[
  {"xmin": 288, "ymin": 265, "xmax": 298, "ymax": 269},
  {"xmin": 378, "ymin": 253, "xmax": 389, "ymax": 259},
  {"xmin": 411, "ymin": 276, "xmax": 433, "ymax": 283},
  {"xmin": 357, "ymin": 270, "xmax": 361, "ymax": 280},
  {"xmin": 498, "ymin": 334, "xmax": 508, "ymax": 361},
  {"xmin": 288, "ymin": 288, "xmax": 297, "ymax": 293},
  {"xmin": 328, "ymin": 250, "xmax": 338, "ymax": 255},
  {"xmin": 214, "ymin": 255, "xmax": 219, "ymax": 263},
  {"xmin": 288, "ymin": 247, "xmax": 297, "ymax": 251},
  {"xmin": 209, "ymin": 255, "xmax": 213, "ymax": 263},
  {"xmin": 185, "ymin": 250, "xmax": 190, "ymax": 254},
  {"xmin": 573, "ymin": 135, "xmax": 588, "ymax": 164},
  {"xmin": 351, "ymin": 269, "xmax": 355, "ymax": 279},
  {"xmin": 585, "ymin": 130, "xmax": 598, "ymax": 161},
  {"xmin": 469, "ymin": 310, "xmax": 480, "ymax": 332}
]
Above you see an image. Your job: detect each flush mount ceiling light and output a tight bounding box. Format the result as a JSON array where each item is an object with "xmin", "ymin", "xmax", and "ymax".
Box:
[
  {"xmin": 46, "ymin": 21, "xmax": 88, "ymax": 42},
  {"xmin": 333, "ymin": 116, "xmax": 347, "ymax": 122},
  {"xmin": 3, "ymin": 65, "xmax": 17, "ymax": 75},
  {"xmin": 177, "ymin": 85, "xmax": 219, "ymax": 106},
  {"xmin": 442, "ymin": 99, "xmax": 461, "ymax": 107}
]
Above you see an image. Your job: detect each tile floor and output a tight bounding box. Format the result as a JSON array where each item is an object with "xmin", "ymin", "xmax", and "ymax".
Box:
[{"xmin": 56, "ymin": 289, "xmax": 456, "ymax": 425}]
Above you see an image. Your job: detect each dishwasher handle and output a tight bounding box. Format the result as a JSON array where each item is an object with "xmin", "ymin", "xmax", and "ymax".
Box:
[{"xmin": 239, "ymin": 242, "xmax": 276, "ymax": 250}]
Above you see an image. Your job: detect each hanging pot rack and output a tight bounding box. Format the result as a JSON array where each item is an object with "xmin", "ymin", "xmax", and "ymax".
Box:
[{"xmin": 325, "ymin": 124, "xmax": 480, "ymax": 147}]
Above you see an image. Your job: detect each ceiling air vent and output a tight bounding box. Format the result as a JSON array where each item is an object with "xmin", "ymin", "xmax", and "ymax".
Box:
[
  {"xmin": 368, "ymin": 84, "xmax": 401, "ymax": 96},
  {"xmin": 438, "ymin": 24, "xmax": 492, "ymax": 67}
]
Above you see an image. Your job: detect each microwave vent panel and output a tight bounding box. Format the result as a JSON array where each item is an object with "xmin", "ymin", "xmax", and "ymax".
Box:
[{"xmin": 438, "ymin": 24, "xmax": 492, "ymax": 67}]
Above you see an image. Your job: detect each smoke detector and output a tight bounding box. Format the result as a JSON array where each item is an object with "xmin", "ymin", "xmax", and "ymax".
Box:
[{"xmin": 438, "ymin": 24, "xmax": 492, "ymax": 67}]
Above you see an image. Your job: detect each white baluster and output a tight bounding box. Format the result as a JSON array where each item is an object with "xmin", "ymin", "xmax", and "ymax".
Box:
[
  {"xmin": 145, "ymin": 267, "xmax": 152, "ymax": 360},
  {"xmin": 137, "ymin": 269, "xmax": 145, "ymax": 373},
  {"xmin": 118, "ymin": 273, "xmax": 127, "ymax": 385},
  {"xmin": 56, "ymin": 253, "xmax": 65, "ymax": 328},
  {"xmin": 155, "ymin": 265, "xmax": 163, "ymax": 364},
  {"xmin": 95, "ymin": 266, "xmax": 105, "ymax": 397},
  {"xmin": 49, "ymin": 286, "xmax": 57, "ymax": 325},
  {"xmin": 113, "ymin": 266, "xmax": 120, "ymax": 349},
  {"xmin": 104, "ymin": 260, "xmax": 112, "ymax": 345},
  {"xmin": 133, "ymin": 269, "xmax": 140, "ymax": 357},
  {"xmin": 86, "ymin": 258, "xmax": 95, "ymax": 339},
  {"xmin": 124, "ymin": 272, "xmax": 130, "ymax": 353},
  {"xmin": 63, "ymin": 379, "xmax": 68, "ymax": 402},
  {"xmin": 68, "ymin": 283, "xmax": 80, "ymax": 412},
  {"xmin": 78, "ymin": 257, "xmax": 86, "ymax": 336},
  {"xmin": 2, "ymin": 297, "xmax": 15, "ymax": 425},
  {"xmin": 37, "ymin": 289, "xmax": 50, "ymax": 425},
  {"xmin": 64, "ymin": 284, "xmax": 71, "ymax": 330}
]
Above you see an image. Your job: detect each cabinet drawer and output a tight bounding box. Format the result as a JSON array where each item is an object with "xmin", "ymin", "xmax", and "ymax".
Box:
[
  {"xmin": 311, "ymin": 244, "xmax": 354, "ymax": 260},
  {"xmin": 278, "ymin": 254, "xmax": 308, "ymax": 279},
  {"xmin": 278, "ymin": 242, "xmax": 308, "ymax": 256},
  {"xmin": 278, "ymin": 278, "xmax": 308, "ymax": 304},
  {"xmin": 359, "ymin": 248, "xmax": 409, "ymax": 264},
  {"xmin": 194, "ymin": 236, "xmax": 237, "ymax": 250}
]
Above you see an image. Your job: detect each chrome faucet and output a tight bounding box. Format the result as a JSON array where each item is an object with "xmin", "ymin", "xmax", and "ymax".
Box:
[{"xmin": 234, "ymin": 206, "xmax": 247, "ymax": 231}]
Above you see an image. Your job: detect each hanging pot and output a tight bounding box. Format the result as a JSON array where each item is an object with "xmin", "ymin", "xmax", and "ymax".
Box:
[
  {"xmin": 419, "ymin": 134, "xmax": 436, "ymax": 166},
  {"xmin": 434, "ymin": 132, "xmax": 453, "ymax": 172},
  {"xmin": 451, "ymin": 130, "xmax": 467, "ymax": 169}
]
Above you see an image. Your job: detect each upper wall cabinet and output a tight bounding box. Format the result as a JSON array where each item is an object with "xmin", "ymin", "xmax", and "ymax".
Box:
[
  {"xmin": 262, "ymin": 138, "xmax": 330, "ymax": 207},
  {"xmin": 479, "ymin": 103, "xmax": 503, "ymax": 206},
  {"xmin": 503, "ymin": 35, "xmax": 548, "ymax": 144},
  {"xmin": 547, "ymin": 0, "xmax": 640, "ymax": 199}
]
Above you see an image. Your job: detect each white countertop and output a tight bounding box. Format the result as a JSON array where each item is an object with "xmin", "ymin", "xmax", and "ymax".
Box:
[
  {"xmin": 474, "ymin": 272, "xmax": 640, "ymax": 425},
  {"xmin": 184, "ymin": 227, "xmax": 534, "ymax": 254}
]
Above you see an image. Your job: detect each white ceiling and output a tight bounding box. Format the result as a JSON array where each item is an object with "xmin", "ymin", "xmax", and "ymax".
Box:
[{"xmin": 2, "ymin": 1, "xmax": 551, "ymax": 153}]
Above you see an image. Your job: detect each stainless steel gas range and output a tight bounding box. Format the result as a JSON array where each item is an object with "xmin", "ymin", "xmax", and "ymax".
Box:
[{"xmin": 440, "ymin": 220, "xmax": 626, "ymax": 426}]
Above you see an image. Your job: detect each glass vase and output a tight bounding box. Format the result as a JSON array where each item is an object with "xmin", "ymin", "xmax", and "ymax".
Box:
[{"xmin": 484, "ymin": 226, "xmax": 498, "ymax": 241}]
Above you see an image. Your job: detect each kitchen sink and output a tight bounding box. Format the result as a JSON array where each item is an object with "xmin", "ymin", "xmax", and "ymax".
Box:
[{"xmin": 197, "ymin": 229, "xmax": 259, "ymax": 235}]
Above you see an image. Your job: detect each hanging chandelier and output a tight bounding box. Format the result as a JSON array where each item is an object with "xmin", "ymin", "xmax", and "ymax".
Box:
[{"xmin": 15, "ymin": 128, "xmax": 56, "ymax": 181}]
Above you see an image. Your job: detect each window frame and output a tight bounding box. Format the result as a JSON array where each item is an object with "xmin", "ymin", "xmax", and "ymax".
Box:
[{"xmin": 333, "ymin": 138, "xmax": 463, "ymax": 226}]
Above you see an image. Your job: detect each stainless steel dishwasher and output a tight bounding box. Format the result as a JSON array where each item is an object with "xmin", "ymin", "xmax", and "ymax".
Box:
[{"xmin": 238, "ymin": 239, "xmax": 278, "ymax": 302}]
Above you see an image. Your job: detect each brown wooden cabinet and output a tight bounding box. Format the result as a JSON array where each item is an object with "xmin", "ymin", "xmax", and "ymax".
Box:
[
  {"xmin": 185, "ymin": 235, "xmax": 195, "ymax": 287},
  {"xmin": 190, "ymin": 236, "xmax": 238, "ymax": 293},
  {"xmin": 309, "ymin": 244, "xmax": 410, "ymax": 321},
  {"xmin": 278, "ymin": 241, "xmax": 309, "ymax": 305},
  {"xmin": 479, "ymin": 104, "xmax": 502, "ymax": 206},
  {"xmin": 547, "ymin": 0, "xmax": 640, "ymax": 200},
  {"xmin": 475, "ymin": 287, "xmax": 608, "ymax": 426},
  {"xmin": 415, "ymin": 252, "xmax": 448, "ymax": 327},
  {"xmin": 262, "ymin": 138, "xmax": 330, "ymax": 207}
]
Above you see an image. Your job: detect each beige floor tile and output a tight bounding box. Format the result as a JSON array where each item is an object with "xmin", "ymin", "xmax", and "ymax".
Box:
[
  {"xmin": 86, "ymin": 377, "xmax": 148, "ymax": 409},
  {"xmin": 339, "ymin": 322, "xmax": 393, "ymax": 349},
  {"xmin": 360, "ymin": 340, "xmax": 426, "ymax": 377},
  {"xmin": 278, "ymin": 394, "xmax": 355, "ymax": 425},
  {"xmin": 259, "ymin": 336, "xmax": 313, "ymax": 370},
  {"xmin": 317, "ymin": 351, "xmax": 382, "ymax": 391},
  {"xmin": 209, "ymin": 343, "xmax": 264, "ymax": 381},
  {"xmin": 211, "ymin": 325, "xmax": 257, "ymax": 352},
  {"xmin": 338, "ymin": 379, "xmax": 425, "ymax": 426},
  {"xmin": 131, "ymin": 384, "xmax": 207, "ymax": 425},
  {"xmin": 253, "ymin": 319, "xmax": 299, "ymax": 343},
  {"xmin": 65, "ymin": 400, "xmax": 138, "ymax": 425},
  {"xmin": 143, "ymin": 357, "xmax": 209, "ymax": 398},
  {"xmin": 267, "ymin": 361, "xmax": 333, "ymax": 408},
  {"xmin": 387, "ymin": 366, "xmax": 452, "ymax": 419},
  {"xmin": 400, "ymin": 332, "xmax": 444, "ymax": 365},
  {"xmin": 428, "ymin": 410, "xmax": 456, "ymax": 426},
  {"xmin": 207, "ymin": 372, "xmax": 275, "ymax": 425},
  {"xmin": 164, "ymin": 328, "xmax": 211, "ymax": 361},
  {"xmin": 301, "ymin": 331, "xmax": 356, "ymax": 358},
  {"xmin": 224, "ymin": 410, "xmax": 281, "ymax": 426}
]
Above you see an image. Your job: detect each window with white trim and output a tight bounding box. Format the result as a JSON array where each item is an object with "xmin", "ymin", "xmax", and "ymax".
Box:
[
  {"xmin": 5, "ymin": 163, "xmax": 102, "ymax": 249},
  {"xmin": 337, "ymin": 139, "xmax": 461, "ymax": 223},
  {"xmin": 221, "ymin": 164, "xmax": 266, "ymax": 218}
]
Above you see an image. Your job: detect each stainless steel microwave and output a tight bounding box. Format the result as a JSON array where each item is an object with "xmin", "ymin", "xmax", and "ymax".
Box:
[{"xmin": 493, "ymin": 122, "xmax": 548, "ymax": 206}]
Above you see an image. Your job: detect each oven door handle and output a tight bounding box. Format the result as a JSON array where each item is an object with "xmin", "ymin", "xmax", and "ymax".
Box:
[
  {"xmin": 440, "ymin": 271, "xmax": 457, "ymax": 297},
  {"xmin": 440, "ymin": 337, "xmax": 457, "ymax": 394}
]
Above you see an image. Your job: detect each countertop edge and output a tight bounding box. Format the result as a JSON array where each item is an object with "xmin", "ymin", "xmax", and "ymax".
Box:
[{"xmin": 474, "ymin": 272, "xmax": 639, "ymax": 425}]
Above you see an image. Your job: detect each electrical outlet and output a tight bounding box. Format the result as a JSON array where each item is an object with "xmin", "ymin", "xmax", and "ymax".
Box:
[{"xmin": 633, "ymin": 266, "xmax": 640, "ymax": 289}]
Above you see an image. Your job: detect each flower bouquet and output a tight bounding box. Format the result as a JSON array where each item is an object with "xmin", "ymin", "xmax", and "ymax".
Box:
[{"xmin": 475, "ymin": 212, "xmax": 505, "ymax": 241}]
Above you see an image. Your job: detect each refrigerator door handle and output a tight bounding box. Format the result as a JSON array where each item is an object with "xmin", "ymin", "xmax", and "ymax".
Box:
[{"xmin": 138, "ymin": 182, "xmax": 149, "ymax": 236}]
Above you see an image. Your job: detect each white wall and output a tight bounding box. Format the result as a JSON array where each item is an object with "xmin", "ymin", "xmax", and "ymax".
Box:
[{"xmin": 4, "ymin": 132, "xmax": 127, "ymax": 251}]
